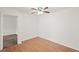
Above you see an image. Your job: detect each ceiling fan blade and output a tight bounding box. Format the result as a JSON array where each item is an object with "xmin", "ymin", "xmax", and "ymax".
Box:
[
  {"xmin": 31, "ymin": 8, "xmax": 37, "ymax": 10},
  {"xmin": 44, "ymin": 7, "xmax": 48, "ymax": 10},
  {"xmin": 31, "ymin": 12, "xmax": 36, "ymax": 14},
  {"xmin": 43, "ymin": 11, "xmax": 50, "ymax": 13}
]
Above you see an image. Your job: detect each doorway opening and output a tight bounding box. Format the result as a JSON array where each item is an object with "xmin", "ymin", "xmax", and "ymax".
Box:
[{"xmin": 3, "ymin": 15, "xmax": 18, "ymax": 48}]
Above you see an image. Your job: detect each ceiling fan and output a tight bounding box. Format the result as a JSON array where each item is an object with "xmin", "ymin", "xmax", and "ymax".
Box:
[{"xmin": 31, "ymin": 7, "xmax": 50, "ymax": 14}]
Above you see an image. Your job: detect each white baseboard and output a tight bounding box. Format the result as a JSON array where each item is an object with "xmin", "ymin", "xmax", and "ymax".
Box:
[
  {"xmin": 0, "ymin": 47, "xmax": 3, "ymax": 50},
  {"xmin": 18, "ymin": 35, "xmax": 38, "ymax": 44},
  {"xmin": 39, "ymin": 36, "xmax": 79, "ymax": 51},
  {"xmin": 17, "ymin": 41, "xmax": 22, "ymax": 44}
]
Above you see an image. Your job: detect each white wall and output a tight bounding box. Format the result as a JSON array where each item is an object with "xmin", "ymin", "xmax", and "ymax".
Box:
[
  {"xmin": 0, "ymin": 13, "xmax": 2, "ymax": 49},
  {"xmin": 39, "ymin": 8, "xmax": 79, "ymax": 50},
  {"xmin": 17, "ymin": 13, "xmax": 38, "ymax": 43},
  {"xmin": 3, "ymin": 15, "xmax": 17, "ymax": 35}
]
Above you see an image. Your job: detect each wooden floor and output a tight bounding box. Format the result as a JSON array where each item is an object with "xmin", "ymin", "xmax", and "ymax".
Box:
[{"xmin": 1, "ymin": 37, "xmax": 79, "ymax": 52}]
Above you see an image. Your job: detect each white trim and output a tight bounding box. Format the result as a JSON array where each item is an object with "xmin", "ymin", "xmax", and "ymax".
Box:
[{"xmin": 0, "ymin": 12, "xmax": 3, "ymax": 50}]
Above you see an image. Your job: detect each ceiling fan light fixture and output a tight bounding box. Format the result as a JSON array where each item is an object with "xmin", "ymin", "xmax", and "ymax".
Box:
[{"xmin": 38, "ymin": 11, "xmax": 43, "ymax": 15}]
